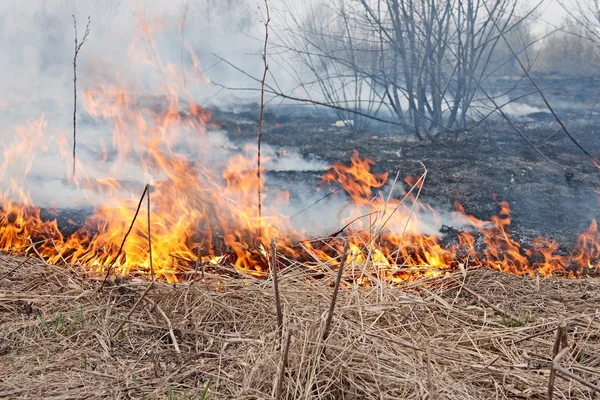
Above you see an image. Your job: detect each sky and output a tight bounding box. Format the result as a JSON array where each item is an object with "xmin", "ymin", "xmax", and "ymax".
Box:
[{"xmin": 535, "ymin": 0, "xmax": 570, "ymax": 33}]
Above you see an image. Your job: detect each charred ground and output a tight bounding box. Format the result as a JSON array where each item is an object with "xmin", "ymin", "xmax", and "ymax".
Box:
[{"xmin": 213, "ymin": 89, "xmax": 600, "ymax": 252}]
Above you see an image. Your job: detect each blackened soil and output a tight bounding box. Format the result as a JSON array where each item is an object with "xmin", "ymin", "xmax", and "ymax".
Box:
[
  {"xmin": 39, "ymin": 207, "xmax": 93, "ymax": 237},
  {"xmin": 214, "ymin": 107, "xmax": 600, "ymax": 249}
]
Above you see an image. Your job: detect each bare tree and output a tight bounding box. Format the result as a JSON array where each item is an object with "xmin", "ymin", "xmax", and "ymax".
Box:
[
  {"xmin": 539, "ymin": 1, "xmax": 600, "ymax": 76},
  {"xmin": 275, "ymin": 0, "xmax": 538, "ymax": 140}
]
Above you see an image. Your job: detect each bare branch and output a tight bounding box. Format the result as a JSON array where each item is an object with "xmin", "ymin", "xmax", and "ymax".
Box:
[
  {"xmin": 72, "ymin": 15, "xmax": 91, "ymax": 179},
  {"xmin": 257, "ymin": 0, "xmax": 271, "ymax": 229}
]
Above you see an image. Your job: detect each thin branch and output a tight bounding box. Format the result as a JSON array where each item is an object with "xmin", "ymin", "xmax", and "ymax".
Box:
[
  {"xmin": 257, "ymin": 0, "xmax": 271, "ymax": 229},
  {"xmin": 147, "ymin": 184, "xmax": 154, "ymax": 282},
  {"xmin": 271, "ymin": 238, "xmax": 283, "ymax": 347},
  {"xmin": 100, "ymin": 184, "xmax": 149, "ymax": 290},
  {"xmin": 112, "ymin": 282, "xmax": 154, "ymax": 337},
  {"xmin": 484, "ymin": 2, "xmax": 600, "ymax": 169},
  {"xmin": 322, "ymin": 240, "xmax": 350, "ymax": 342},
  {"xmin": 273, "ymin": 330, "xmax": 292, "ymax": 400},
  {"xmin": 72, "ymin": 15, "xmax": 91, "ymax": 179}
]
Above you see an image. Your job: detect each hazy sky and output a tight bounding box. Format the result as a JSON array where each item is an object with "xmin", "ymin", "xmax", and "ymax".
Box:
[{"xmin": 537, "ymin": 0, "xmax": 567, "ymax": 28}]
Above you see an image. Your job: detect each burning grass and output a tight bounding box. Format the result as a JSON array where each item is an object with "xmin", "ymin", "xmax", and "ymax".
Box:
[
  {"xmin": 1, "ymin": 36, "xmax": 599, "ymax": 281},
  {"xmin": 1, "ymin": 254, "xmax": 599, "ymax": 399}
]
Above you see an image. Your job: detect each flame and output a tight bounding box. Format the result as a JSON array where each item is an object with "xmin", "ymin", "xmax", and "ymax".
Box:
[{"xmin": 2, "ymin": 137, "xmax": 597, "ymax": 283}]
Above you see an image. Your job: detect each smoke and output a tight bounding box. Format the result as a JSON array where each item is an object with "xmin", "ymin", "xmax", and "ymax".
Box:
[
  {"xmin": 0, "ymin": 1, "xmax": 291, "ymax": 201},
  {"xmin": 0, "ymin": 0, "xmax": 305, "ymax": 117}
]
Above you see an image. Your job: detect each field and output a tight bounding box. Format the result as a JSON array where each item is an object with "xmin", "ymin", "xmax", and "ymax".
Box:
[{"xmin": 1, "ymin": 252, "xmax": 600, "ymax": 399}]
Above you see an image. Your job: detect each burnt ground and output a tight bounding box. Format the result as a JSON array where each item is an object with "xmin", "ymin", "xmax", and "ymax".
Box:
[{"xmin": 212, "ymin": 100, "xmax": 600, "ymax": 251}]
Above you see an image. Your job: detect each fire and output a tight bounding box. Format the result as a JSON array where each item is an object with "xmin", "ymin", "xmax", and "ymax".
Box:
[
  {"xmin": 0, "ymin": 130, "xmax": 598, "ymax": 282},
  {"xmin": 0, "ymin": 10, "xmax": 598, "ymax": 284}
]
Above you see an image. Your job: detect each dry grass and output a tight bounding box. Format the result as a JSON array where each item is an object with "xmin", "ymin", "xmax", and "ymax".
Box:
[{"xmin": 1, "ymin": 255, "xmax": 599, "ymax": 399}]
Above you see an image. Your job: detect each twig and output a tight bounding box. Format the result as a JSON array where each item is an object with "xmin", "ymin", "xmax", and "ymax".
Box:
[
  {"xmin": 322, "ymin": 240, "xmax": 350, "ymax": 342},
  {"xmin": 257, "ymin": 0, "xmax": 271, "ymax": 230},
  {"xmin": 146, "ymin": 185, "xmax": 154, "ymax": 281},
  {"xmin": 548, "ymin": 317, "xmax": 567, "ymax": 400},
  {"xmin": 100, "ymin": 184, "xmax": 149, "ymax": 290},
  {"xmin": 112, "ymin": 282, "xmax": 154, "ymax": 337},
  {"xmin": 72, "ymin": 15, "xmax": 91, "ymax": 179},
  {"xmin": 549, "ymin": 318, "xmax": 600, "ymax": 396},
  {"xmin": 156, "ymin": 304, "xmax": 181, "ymax": 354},
  {"xmin": 325, "ymin": 212, "xmax": 379, "ymax": 242},
  {"xmin": 426, "ymin": 342, "xmax": 437, "ymax": 400},
  {"xmin": 271, "ymin": 238, "xmax": 283, "ymax": 346},
  {"xmin": 0, "ymin": 257, "xmax": 32, "ymax": 281},
  {"xmin": 288, "ymin": 177, "xmax": 360, "ymax": 221},
  {"xmin": 192, "ymin": 245, "xmax": 203, "ymax": 285},
  {"xmin": 273, "ymin": 330, "xmax": 292, "ymax": 400},
  {"xmin": 147, "ymin": 184, "xmax": 156, "ymax": 306},
  {"xmin": 461, "ymin": 285, "xmax": 519, "ymax": 324},
  {"xmin": 484, "ymin": 2, "xmax": 600, "ymax": 169},
  {"xmin": 512, "ymin": 326, "xmax": 558, "ymax": 344}
]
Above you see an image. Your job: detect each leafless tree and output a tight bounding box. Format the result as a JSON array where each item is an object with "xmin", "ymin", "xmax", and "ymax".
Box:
[
  {"xmin": 541, "ymin": 1, "xmax": 600, "ymax": 76},
  {"xmin": 274, "ymin": 0, "xmax": 539, "ymax": 140}
]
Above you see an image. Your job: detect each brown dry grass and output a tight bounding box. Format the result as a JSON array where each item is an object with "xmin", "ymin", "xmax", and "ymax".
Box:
[{"xmin": 1, "ymin": 255, "xmax": 599, "ymax": 399}]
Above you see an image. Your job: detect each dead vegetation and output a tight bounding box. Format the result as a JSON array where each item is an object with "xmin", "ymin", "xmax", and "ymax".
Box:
[{"xmin": 1, "ymin": 255, "xmax": 599, "ymax": 399}]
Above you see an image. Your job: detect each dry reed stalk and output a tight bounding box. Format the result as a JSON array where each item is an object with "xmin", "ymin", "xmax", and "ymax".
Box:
[
  {"xmin": 156, "ymin": 304, "xmax": 181, "ymax": 354},
  {"xmin": 322, "ymin": 240, "xmax": 350, "ymax": 342},
  {"xmin": 256, "ymin": 0, "xmax": 270, "ymax": 229},
  {"xmin": 271, "ymin": 238, "xmax": 283, "ymax": 346},
  {"xmin": 549, "ymin": 317, "xmax": 600, "ymax": 396},
  {"xmin": 553, "ymin": 347, "xmax": 600, "ymax": 393},
  {"xmin": 548, "ymin": 318, "xmax": 567, "ymax": 400},
  {"xmin": 147, "ymin": 184, "xmax": 154, "ymax": 282},
  {"xmin": 426, "ymin": 342, "xmax": 437, "ymax": 400},
  {"xmin": 72, "ymin": 15, "xmax": 90, "ymax": 178},
  {"xmin": 100, "ymin": 184, "xmax": 150, "ymax": 289},
  {"xmin": 273, "ymin": 330, "xmax": 292, "ymax": 399},
  {"xmin": 192, "ymin": 245, "xmax": 203, "ymax": 284},
  {"xmin": 461, "ymin": 285, "xmax": 519, "ymax": 324}
]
